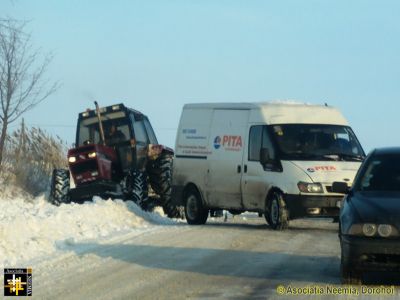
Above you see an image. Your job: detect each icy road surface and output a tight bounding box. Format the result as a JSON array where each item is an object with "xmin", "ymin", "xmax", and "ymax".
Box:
[
  {"xmin": 0, "ymin": 195, "xmax": 397, "ymax": 299},
  {"xmin": 30, "ymin": 216, "xmax": 399, "ymax": 300}
]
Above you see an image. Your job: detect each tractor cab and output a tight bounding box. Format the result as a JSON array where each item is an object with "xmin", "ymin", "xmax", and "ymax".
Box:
[
  {"xmin": 50, "ymin": 102, "xmax": 181, "ymax": 218},
  {"xmin": 74, "ymin": 103, "xmax": 158, "ymax": 173}
]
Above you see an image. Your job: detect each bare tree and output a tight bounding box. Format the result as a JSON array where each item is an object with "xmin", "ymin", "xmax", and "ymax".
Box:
[{"xmin": 0, "ymin": 18, "xmax": 58, "ymax": 168}]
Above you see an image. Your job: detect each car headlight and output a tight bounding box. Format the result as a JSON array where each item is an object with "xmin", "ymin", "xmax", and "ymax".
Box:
[
  {"xmin": 68, "ymin": 156, "xmax": 76, "ymax": 163},
  {"xmin": 378, "ymin": 224, "xmax": 393, "ymax": 237},
  {"xmin": 297, "ymin": 182, "xmax": 323, "ymax": 193},
  {"xmin": 362, "ymin": 223, "xmax": 377, "ymax": 237},
  {"xmin": 88, "ymin": 152, "xmax": 97, "ymax": 158},
  {"xmin": 348, "ymin": 223, "xmax": 398, "ymax": 237}
]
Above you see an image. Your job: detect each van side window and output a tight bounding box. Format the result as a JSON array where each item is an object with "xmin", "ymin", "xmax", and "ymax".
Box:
[
  {"xmin": 249, "ymin": 126, "xmax": 263, "ymax": 161},
  {"xmin": 262, "ymin": 127, "xmax": 275, "ymax": 160}
]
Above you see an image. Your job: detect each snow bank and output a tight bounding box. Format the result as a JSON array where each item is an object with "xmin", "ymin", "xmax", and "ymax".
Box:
[{"xmin": 0, "ymin": 195, "xmax": 176, "ymax": 267}]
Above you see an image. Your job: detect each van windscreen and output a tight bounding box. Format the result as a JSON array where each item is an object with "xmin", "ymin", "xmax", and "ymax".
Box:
[{"xmin": 271, "ymin": 124, "xmax": 365, "ymax": 161}]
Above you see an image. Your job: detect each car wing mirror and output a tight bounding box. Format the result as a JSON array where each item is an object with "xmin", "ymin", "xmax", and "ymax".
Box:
[{"xmin": 332, "ymin": 181, "xmax": 350, "ymax": 194}]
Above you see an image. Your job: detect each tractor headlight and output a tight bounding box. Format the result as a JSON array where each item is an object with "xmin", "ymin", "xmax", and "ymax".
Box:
[
  {"xmin": 297, "ymin": 182, "xmax": 323, "ymax": 193},
  {"xmin": 68, "ymin": 156, "xmax": 76, "ymax": 163},
  {"xmin": 88, "ymin": 152, "xmax": 97, "ymax": 158}
]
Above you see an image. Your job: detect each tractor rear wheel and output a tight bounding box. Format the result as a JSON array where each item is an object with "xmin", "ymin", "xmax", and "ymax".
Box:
[
  {"xmin": 124, "ymin": 170, "xmax": 149, "ymax": 209},
  {"xmin": 147, "ymin": 152, "xmax": 184, "ymax": 218},
  {"xmin": 49, "ymin": 169, "xmax": 70, "ymax": 205}
]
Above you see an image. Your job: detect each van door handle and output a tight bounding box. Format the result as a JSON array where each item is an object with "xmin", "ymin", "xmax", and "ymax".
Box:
[
  {"xmin": 244, "ymin": 165, "xmax": 248, "ymax": 173},
  {"xmin": 237, "ymin": 165, "xmax": 241, "ymax": 173}
]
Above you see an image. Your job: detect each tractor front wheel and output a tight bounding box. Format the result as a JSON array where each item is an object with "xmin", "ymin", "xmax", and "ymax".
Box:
[
  {"xmin": 49, "ymin": 169, "xmax": 70, "ymax": 205},
  {"xmin": 123, "ymin": 170, "xmax": 149, "ymax": 209}
]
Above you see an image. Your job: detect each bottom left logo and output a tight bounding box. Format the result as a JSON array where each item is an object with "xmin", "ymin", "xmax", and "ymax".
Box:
[{"xmin": 4, "ymin": 268, "xmax": 32, "ymax": 297}]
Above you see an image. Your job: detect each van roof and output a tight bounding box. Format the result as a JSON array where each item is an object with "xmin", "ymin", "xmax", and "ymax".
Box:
[{"xmin": 183, "ymin": 101, "xmax": 349, "ymax": 125}]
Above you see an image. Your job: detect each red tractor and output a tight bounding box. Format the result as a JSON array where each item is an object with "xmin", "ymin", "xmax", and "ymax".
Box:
[{"xmin": 49, "ymin": 102, "xmax": 182, "ymax": 218}]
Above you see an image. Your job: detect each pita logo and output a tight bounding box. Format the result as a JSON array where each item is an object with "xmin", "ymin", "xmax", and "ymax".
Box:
[
  {"xmin": 307, "ymin": 166, "xmax": 337, "ymax": 172},
  {"xmin": 213, "ymin": 136, "xmax": 221, "ymax": 149},
  {"xmin": 214, "ymin": 135, "xmax": 242, "ymax": 151}
]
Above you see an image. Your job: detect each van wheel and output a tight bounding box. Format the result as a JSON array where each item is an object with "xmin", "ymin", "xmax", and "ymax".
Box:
[
  {"xmin": 184, "ymin": 188, "xmax": 208, "ymax": 225},
  {"xmin": 267, "ymin": 191, "xmax": 289, "ymax": 230}
]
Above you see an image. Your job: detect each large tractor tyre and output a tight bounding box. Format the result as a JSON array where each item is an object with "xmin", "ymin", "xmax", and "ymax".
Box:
[
  {"xmin": 49, "ymin": 169, "xmax": 71, "ymax": 205},
  {"xmin": 267, "ymin": 191, "xmax": 289, "ymax": 230},
  {"xmin": 184, "ymin": 187, "xmax": 208, "ymax": 225},
  {"xmin": 124, "ymin": 170, "xmax": 149, "ymax": 210},
  {"xmin": 147, "ymin": 152, "xmax": 184, "ymax": 218}
]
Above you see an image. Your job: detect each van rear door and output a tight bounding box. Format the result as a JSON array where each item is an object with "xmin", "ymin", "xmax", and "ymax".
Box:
[{"xmin": 206, "ymin": 109, "xmax": 249, "ymax": 209}]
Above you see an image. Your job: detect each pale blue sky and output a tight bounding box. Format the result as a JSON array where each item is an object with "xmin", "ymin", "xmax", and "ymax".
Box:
[{"xmin": 2, "ymin": 0, "xmax": 400, "ymax": 151}]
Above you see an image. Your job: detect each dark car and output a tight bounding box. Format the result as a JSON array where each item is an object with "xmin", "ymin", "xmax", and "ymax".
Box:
[{"xmin": 333, "ymin": 147, "xmax": 400, "ymax": 284}]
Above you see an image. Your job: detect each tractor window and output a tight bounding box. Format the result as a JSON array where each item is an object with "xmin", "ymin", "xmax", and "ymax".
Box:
[
  {"xmin": 79, "ymin": 125, "xmax": 100, "ymax": 145},
  {"xmin": 104, "ymin": 123, "xmax": 130, "ymax": 145},
  {"xmin": 144, "ymin": 118, "xmax": 158, "ymax": 144},
  {"xmin": 77, "ymin": 114, "xmax": 130, "ymax": 146},
  {"xmin": 133, "ymin": 120, "xmax": 148, "ymax": 144}
]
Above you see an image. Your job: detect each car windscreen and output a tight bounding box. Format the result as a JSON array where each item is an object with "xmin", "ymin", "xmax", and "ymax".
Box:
[
  {"xmin": 77, "ymin": 112, "xmax": 130, "ymax": 146},
  {"xmin": 357, "ymin": 154, "xmax": 400, "ymax": 192},
  {"xmin": 270, "ymin": 124, "xmax": 365, "ymax": 161}
]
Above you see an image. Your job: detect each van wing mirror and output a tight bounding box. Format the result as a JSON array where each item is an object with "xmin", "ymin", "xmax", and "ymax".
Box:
[
  {"xmin": 332, "ymin": 181, "xmax": 349, "ymax": 194},
  {"xmin": 260, "ymin": 148, "xmax": 271, "ymax": 165}
]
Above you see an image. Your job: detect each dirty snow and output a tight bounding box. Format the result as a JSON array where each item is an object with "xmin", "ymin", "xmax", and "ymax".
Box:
[{"xmin": 0, "ymin": 194, "xmax": 177, "ymax": 267}]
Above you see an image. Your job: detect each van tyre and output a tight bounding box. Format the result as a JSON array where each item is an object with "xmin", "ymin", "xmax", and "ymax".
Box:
[
  {"xmin": 184, "ymin": 188, "xmax": 208, "ymax": 225},
  {"xmin": 267, "ymin": 191, "xmax": 289, "ymax": 230},
  {"xmin": 49, "ymin": 169, "xmax": 70, "ymax": 205},
  {"xmin": 147, "ymin": 152, "xmax": 184, "ymax": 218}
]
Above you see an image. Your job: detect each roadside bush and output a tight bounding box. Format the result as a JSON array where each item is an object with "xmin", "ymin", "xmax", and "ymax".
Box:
[{"xmin": 0, "ymin": 120, "xmax": 67, "ymax": 197}]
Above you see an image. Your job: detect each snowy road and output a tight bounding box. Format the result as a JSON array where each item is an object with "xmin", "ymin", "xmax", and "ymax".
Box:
[
  {"xmin": 1, "ymin": 200, "xmax": 396, "ymax": 300},
  {"xmin": 29, "ymin": 216, "xmax": 371, "ymax": 300}
]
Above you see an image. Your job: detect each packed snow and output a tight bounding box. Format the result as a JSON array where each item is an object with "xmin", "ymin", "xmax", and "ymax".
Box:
[{"xmin": 0, "ymin": 194, "xmax": 178, "ymax": 267}]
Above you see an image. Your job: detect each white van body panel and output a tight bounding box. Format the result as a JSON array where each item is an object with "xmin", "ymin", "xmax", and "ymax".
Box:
[
  {"xmin": 289, "ymin": 161, "xmax": 361, "ymax": 186},
  {"xmin": 185, "ymin": 102, "xmax": 349, "ymax": 126},
  {"xmin": 173, "ymin": 102, "xmax": 363, "ymax": 218},
  {"xmin": 241, "ymin": 160, "xmax": 313, "ymax": 210},
  {"xmin": 174, "ymin": 108, "xmax": 212, "ymax": 201},
  {"xmin": 206, "ymin": 109, "xmax": 250, "ymax": 209}
]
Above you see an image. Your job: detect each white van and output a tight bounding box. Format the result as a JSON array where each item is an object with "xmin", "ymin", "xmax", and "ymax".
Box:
[{"xmin": 172, "ymin": 102, "xmax": 365, "ymax": 229}]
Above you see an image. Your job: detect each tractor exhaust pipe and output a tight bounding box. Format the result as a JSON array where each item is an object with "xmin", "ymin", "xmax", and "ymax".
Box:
[{"xmin": 94, "ymin": 101, "xmax": 106, "ymax": 145}]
